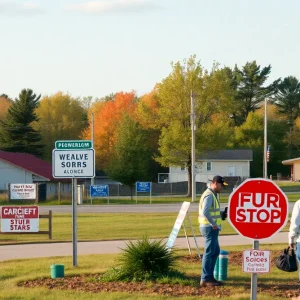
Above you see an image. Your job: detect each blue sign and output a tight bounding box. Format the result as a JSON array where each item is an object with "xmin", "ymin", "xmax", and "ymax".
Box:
[
  {"xmin": 90, "ymin": 185, "xmax": 109, "ymax": 197},
  {"xmin": 136, "ymin": 182, "xmax": 151, "ymax": 193}
]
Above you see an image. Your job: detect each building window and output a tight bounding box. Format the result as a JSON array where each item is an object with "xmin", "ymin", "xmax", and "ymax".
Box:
[{"xmin": 207, "ymin": 162, "xmax": 212, "ymax": 171}]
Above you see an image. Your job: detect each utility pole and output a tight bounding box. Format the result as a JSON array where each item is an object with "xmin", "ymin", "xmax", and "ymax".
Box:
[
  {"xmin": 90, "ymin": 113, "xmax": 95, "ymax": 204},
  {"xmin": 263, "ymin": 98, "xmax": 267, "ymax": 179},
  {"xmin": 191, "ymin": 92, "xmax": 196, "ymax": 203}
]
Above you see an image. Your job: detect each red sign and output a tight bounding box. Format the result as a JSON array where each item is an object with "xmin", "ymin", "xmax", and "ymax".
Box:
[
  {"xmin": 1, "ymin": 206, "xmax": 39, "ymax": 232},
  {"xmin": 228, "ymin": 179, "xmax": 288, "ymax": 239}
]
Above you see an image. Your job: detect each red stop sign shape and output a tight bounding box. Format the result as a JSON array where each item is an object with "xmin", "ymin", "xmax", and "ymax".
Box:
[{"xmin": 228, "ymin": 178, "xmax": 288, "ymax": 239}]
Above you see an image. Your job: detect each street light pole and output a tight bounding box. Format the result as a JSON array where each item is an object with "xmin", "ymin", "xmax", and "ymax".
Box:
[
  {"xmin": 263, "ymin": 98, "xmax": 268, "ymax": 179},
  {"xmin": 191, "ymin": 92, "xmax": 196, "ymax": 203}
]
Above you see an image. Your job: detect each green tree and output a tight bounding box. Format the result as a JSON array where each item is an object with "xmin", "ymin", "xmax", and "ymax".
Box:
[
  {"xmin": 271, "ymin": 76, "xmax": 300, "ymax": 124},
  {"xmin": 34, "ymin": 92, "xmax": 88, "ymax": 161},
  {"xmin": 105, "ymin": 114, "xmax": 153, "ymax": 199},
  {"xmin": 0, "ymin": 89, "xmax": 44, "ymax": 157},
  {"xmin": 230, "ymin": 61, "xmax": 279, "ymax": 125},
  {"xmin": 154, "ymin": 56, "xmax": 233, "ymax": 196}
]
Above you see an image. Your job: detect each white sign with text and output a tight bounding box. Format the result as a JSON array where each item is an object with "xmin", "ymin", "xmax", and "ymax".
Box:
[
  {"xmin": 242, "ymin": 250, "xmax": 270, "ymax": 273},
  {"xmin": 10, "ymin": 184, "xmax": 37, "ymax": 200}
]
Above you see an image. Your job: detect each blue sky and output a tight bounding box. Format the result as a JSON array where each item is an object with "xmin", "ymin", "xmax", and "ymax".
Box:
[{"xmin": 1, "ymin": 0, "xmax": 299, "ymax": 100}]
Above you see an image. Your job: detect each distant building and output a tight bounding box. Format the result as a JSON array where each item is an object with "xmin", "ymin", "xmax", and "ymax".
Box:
[
  {"xmin": 159, "ymin": 149, "xmax": 253, "ymax": 183},
  {"xmin": 282, "ymin": 157, "xmax": 300, "ymax": 181}
]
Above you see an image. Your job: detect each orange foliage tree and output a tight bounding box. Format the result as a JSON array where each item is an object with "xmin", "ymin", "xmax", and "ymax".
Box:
[
  {"xmin": 0, "ymin": 95, "xmax": 13, "ymax": 121},
  {"xmin": 82, "ymin": 91, "xmax": 138, "ymax": 170}
]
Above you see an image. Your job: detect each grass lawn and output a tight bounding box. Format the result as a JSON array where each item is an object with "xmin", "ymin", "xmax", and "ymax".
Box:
[
  {"xmin": 0, "ymin": 244, "xmax": 297, "ymax": 300},
  {"xmin": 0, "ymin": 212, "xmax": 290, "ymax": 244}
]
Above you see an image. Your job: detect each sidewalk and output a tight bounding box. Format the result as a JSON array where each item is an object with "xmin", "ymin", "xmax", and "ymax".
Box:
[{"xmin": 0, "ymin": 232, "xmax": 288, "ymax": 262}]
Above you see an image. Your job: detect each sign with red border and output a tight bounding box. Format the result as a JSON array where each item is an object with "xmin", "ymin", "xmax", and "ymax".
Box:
[{"xmin": 1, "ymin": 206, "xmax": 39, "ymax": 232}]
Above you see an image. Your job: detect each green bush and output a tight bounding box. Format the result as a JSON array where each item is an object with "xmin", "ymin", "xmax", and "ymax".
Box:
[{"xmin": 101, "ymin": 236, "xmax": 178, "ymax": 282}]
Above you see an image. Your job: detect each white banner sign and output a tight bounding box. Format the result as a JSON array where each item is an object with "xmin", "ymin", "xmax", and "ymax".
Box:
[
  {"xmin": 10, "ymin": 184, "xmax": 37, "ymax": 200},
  {"xmin": 166, "ymin": 201, "xmax": 190, "ymax": 249},
  {"xmin": 52, "ymin": 149, "xmax": 95, "ymax": 178},
  {"xmin": 242, "ymin": 249, "xmax": 270, "ymax": 273}
]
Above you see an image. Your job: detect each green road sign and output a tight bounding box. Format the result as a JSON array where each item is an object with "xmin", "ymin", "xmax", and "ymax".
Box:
[{"xmin": 55, "ymin": 140, "xmax": 93, "ymax": 150}]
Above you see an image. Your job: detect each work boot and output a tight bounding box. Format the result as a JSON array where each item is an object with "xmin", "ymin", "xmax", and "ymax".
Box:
[
  {"xmin": 200, "ymin": 280, "xmax": 222, "ymax": 287},
  {"xmin": 212, "ymin": 278, "xmax": 224, "ymax": 285}
]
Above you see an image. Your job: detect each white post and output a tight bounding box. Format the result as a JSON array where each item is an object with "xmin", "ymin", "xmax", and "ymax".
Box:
[{"xmin": 191, "ymin": 91, "xmax": 196, "ymax": 202}]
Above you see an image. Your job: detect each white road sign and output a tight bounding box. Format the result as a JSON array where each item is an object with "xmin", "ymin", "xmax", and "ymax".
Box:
[
  {"xmin": 242, "ymin": 249, "xmax": 270, "ymax": 273},
  {"xmin": 52, "ymin": 149, "xmax": 95, "ymax": 178}
]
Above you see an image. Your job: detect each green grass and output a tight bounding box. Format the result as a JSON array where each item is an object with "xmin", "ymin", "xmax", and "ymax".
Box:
[
  {"xmin": 0, "ymin": 244, "xmax": 296, "ymax": 300},
  {"xmin": 0, "ymin": 212, "xmax": 290, "ymax": 245}
]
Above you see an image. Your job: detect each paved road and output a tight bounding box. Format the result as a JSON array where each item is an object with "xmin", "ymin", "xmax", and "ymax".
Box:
[
  {"xmin": 39, "ymin": 202, "xmax": 297, "ymax": 214},
  {"xmin": 0, "ymin": 232, "xmax": 288, "ymax": 262}
]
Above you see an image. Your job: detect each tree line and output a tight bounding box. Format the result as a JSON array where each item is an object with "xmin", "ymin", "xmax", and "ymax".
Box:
[{"xmin": 1, "ymin": 56, "xmax": 300, "ymax": 195}]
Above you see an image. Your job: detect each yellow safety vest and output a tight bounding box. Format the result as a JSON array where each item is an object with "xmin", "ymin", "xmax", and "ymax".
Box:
[{"xmin": 198, "ymin": 189, "xmax": 222, "ymax": 226}]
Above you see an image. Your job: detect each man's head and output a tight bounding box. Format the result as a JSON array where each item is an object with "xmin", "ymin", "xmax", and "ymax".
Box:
[{"xmin": 210, "ymin": 175, "xmax": 228, "ymax": 193}]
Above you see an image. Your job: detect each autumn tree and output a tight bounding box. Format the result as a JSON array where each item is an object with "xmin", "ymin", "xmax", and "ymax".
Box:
[
  {"xmin": 82, "ymin": 91, "xmax": 138, "ymax": 171},
  {"xmin": 34, "ymin": 92, "xmax": 88, "ymax": 161},
  {"xmin": 0, "ymin": 89, "xmax": 44, "ymax": 157},
  {"xmin": 0, "ymin": 94, "xmax": 13, "ymax": 120},
  {"xmin": 154, "ymin": 56, "xmax": 233, "ymax": 197}
]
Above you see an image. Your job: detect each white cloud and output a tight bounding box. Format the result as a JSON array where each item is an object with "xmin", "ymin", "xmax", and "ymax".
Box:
[
  {"xmin": 0, "ymin": 1, "xmax": 44, "ymax": 16},
  {"xmin": 66, "ymin": 0, "xmax": 160, "ymax": 14}
]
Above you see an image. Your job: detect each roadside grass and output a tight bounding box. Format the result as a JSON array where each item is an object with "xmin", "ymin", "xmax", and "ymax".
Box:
[
  {"xmin": 1, "ymin": 191, "xmax": 300, "ymax": 205},
  {"xmin": 0, "ymin": 244, "xmax": 296, "ymax": 300},
  {"xmin": 0, "ymin": 212, "xmax": 290, "ymax": 244}
]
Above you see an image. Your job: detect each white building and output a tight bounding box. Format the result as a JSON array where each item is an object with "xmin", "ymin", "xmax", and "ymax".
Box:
[{"xmin": 160, "ymin": 149, "xmax": 253, "ymax": 183}]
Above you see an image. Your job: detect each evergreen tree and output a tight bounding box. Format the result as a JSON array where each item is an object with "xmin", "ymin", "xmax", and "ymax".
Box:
[
  {"xmin": 0, "ymin": 88, "xmax": 44, "ymax": 157},
  {"xmin": 229, "ymin": 61, "xmax": 279, "ymax": 125},
  {"xmin": 271, "ymin": 76, "xmax": 300, "ymax": 124}
]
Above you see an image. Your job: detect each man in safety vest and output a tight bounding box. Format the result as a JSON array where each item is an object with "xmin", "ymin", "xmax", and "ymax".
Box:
[{"xmin": 199, "ymin": 175, "xmax": 228, "ymax": 287}]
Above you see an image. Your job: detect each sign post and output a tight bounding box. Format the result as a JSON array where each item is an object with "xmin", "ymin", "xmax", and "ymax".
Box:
[
  {"xmin": 228, "ymin": 178, "xmax": 288, "ymax": 300},
  {"xmin": 52, "ymin": 140, "xmax": 95, "ymax": 267}
]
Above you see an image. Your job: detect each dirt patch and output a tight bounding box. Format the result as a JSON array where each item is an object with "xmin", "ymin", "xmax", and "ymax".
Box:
[{"xmin": 18, "ymin": 251, "xmax": 300, "ymax": 298}]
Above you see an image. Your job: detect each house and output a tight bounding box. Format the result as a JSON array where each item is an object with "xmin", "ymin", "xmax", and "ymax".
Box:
[
  {"xmin": 163, "ymin": 149, "xmax": 253, "ymax": 183},
  {"xmin": 282, "ymin": 158, "xmax": 300, "ymax": 181},
  {"xmin": 0, "ymin": 151, "xmax": 71, "ymax": 200},
  {"xmin": 0, "ymin": 151, "xmax": 121, "ymax": 200}
]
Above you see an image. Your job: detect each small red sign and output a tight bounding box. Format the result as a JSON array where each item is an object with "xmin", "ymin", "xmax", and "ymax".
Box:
[
  {"xmin": 1, "ymin": 206, "xmax": 39, "ymax": 232},
  {"xmin": 228, "ymin": 179, "xmax": 288, "ymax": 239}
]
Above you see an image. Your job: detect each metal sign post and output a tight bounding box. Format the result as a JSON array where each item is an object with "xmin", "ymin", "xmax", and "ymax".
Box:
[
  {"xmin": 72, "ymin": 177, "xmax": 78, "ymax": 267},
  {"xmin": 250, "ymin": 240, "xmax": 259, "ymax": 300},
  {"xmin": 52, "ymin": 140, "xmax": 95, "ymax": 267}
]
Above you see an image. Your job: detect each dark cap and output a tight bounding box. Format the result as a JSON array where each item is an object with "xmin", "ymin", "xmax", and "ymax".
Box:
[{"xmin": 212, "ymin": 175, "xmax": 228, "ymax": 186}]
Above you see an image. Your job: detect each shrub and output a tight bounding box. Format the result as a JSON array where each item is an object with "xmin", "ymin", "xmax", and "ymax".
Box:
[{"xmin": 101, "ymin": 236, "xmax": 178, "ymax": 282}]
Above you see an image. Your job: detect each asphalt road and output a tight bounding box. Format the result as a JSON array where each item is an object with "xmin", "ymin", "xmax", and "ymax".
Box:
[{"xmin": 38, "ymin": 202, "xmax": 297, "ymax": 214}]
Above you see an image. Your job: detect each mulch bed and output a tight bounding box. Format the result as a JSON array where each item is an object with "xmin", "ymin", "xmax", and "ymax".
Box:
[{"xmin": 18, "ymin": 251, "xmax": 300, "ymax": 298}]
